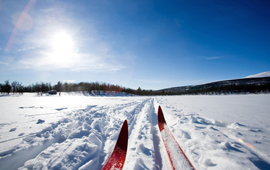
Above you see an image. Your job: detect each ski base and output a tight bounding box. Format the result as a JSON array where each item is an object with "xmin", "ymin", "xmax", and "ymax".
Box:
[
  {"xmin": 102, "ymin": 120, "xmax": 128, "ymax": 170},
  {"xmin": 158, "ymin": 106, "xmax": 195, "ymax": 170}
]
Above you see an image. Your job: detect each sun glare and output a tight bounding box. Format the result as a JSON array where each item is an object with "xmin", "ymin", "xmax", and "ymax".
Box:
[
  {"xmin": 49, "ymin": 31, "xmax": 76, "ymax": 65},
  {"xmin": 51, "ymin": 31, "xmax": 74, "ymax": 53}
]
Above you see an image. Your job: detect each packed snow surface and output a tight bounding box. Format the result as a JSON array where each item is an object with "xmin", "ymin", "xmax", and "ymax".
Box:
[{"xmin": 0, "ymin": 93, "xmax": 270, "ymax": 170}]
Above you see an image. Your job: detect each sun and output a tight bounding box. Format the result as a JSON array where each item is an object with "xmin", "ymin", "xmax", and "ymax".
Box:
[
  {"xmin": 48, "ymin": 30, "xmax": 77, "ymax": 66},
  {"xmin": 51, "ymin": 31, "xmax": 75, "ymax": 53}
]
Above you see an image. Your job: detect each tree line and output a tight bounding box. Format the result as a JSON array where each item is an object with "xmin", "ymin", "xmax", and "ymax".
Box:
[
  {"xmin": 157, "ymin": 84, "xmax": 270, "ymax": 95},
  {"xmin": 0, "ymin": 80, "xmax": 155, "ymax": 96},
  {"xmin": 1, "ymin": 80, "xmax": 269, "ymax": 96},
  {"xmin": 0, "ymin": 80, "xmax": 126, "ymax": 95}
]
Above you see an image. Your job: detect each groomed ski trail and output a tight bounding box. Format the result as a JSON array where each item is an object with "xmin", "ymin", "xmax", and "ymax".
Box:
[
  {"xmin": 13, "ymin": 98, "xmax": 151, "ymax": 170},
  {"xmin": 123, "ymin": 98, "xmax": 163, "ymax": 170}
]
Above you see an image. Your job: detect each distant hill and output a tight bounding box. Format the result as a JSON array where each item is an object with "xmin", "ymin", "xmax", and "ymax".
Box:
[
  {"xmin": 246, "ymin": 71, "xmax": 270, "ymax": 78},
  {"xmin": 157, "ymin": 77, "xmax": 270, "ymax": 94}
]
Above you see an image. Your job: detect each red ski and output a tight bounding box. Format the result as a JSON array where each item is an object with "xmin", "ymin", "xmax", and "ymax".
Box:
[
  {"xmin": 102, "ymin": 120, "xmax": 128, "ymax": 170},
  {"xmin": 158, "ymin": 106, "xmax": 195, "ymax": 170}
]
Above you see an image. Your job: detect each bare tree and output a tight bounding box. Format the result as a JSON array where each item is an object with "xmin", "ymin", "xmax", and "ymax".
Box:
[{"xmin": 11, "ymin": 81, "xmax": 19, "ymax": 94}]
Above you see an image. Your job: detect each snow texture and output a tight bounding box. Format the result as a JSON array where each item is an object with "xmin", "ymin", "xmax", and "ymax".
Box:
[{"xmin": 0, "ymin": 93, "xmax": 270, "ymax": 170}]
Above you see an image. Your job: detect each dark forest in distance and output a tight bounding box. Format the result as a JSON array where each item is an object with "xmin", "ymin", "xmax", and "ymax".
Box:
[{"xmin": 1, "ymin": 77, "xmax": 270, "ymax": 96}]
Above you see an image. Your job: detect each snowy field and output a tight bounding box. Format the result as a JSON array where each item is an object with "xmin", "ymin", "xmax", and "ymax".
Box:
[{"xmin": 0, "ymin": 93, "xmax": 270, "ymax": 170}]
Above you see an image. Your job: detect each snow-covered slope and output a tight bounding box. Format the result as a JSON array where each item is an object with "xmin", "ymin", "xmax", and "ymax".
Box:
[
  {"xmin": 0, "ymin": 94, "xmax": 270, "ymax": 169},
  {"xmin": 246, "ymin": 71, "xmax": 270, "ymax": 78},
  {"xmin": 158, "ymin": 76, "xmax": 270, "ymax": 93}
]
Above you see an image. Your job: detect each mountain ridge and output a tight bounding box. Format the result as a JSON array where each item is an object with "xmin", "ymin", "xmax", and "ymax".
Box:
[{"xmin": 157, "ymin": 76, "xmax": 270, "ymax": 93}]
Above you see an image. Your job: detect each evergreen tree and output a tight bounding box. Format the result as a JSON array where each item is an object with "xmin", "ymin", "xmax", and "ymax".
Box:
[{"xmin": 3, "ymin": 80, "xmax": 12, "ymax": 94}]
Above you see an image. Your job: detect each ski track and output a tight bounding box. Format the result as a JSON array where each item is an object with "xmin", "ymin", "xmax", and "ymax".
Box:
[
  {"xmin": 123, "ymin": 98, "xmax": 158, "ymax": 170},
  {"xmin": 1, "ymin": 97, "xmax": 161, "ymax": 170},
  {"xmin": 1, "ymin": 95, "xmax": 270, "ymax": 170}
]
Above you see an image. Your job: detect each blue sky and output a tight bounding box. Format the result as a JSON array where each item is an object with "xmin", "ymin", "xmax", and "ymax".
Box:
[{"xmin": 0, "ymin": 0, "xmax": 269, "ymax": 90}]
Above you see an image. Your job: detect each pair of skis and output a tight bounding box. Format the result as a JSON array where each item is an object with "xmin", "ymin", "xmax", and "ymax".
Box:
[{"xmin": 102, "ymin": 106, "xmax": 195, "ymax": 170}]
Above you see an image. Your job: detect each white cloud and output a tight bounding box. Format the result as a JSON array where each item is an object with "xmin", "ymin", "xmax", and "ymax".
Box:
[
  {"xmin": 205, "ymin": 56, "xmax": 221, "ymax": 60},
  {"xmin": 138, "ymin": 79, "xmax": 165, "ymax": 84},
  {"xmin": 16, "ymin": 51, "xmax": 125, "ymax": 72},
  {"xmin": 8, "ymin": 5, "xmax": 126, "ymax": 73},
  {"xmin": 0, "ymin": 61, "xmax": 8, "ymax": 65}
]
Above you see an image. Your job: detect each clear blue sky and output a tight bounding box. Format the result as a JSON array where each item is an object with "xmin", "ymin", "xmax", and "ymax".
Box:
[{"xmin": 0, "ymin": 0, "xmax": 269, "ymax": 90}]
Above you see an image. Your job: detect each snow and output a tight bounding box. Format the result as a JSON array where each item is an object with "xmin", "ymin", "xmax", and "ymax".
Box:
[
  {"xmin": 0, "ymin": 93, "xmax": 270, "ymax": 170},
  {"xmin": 246, "ymin": 71, "xmax": 270, "ymax": 78}
]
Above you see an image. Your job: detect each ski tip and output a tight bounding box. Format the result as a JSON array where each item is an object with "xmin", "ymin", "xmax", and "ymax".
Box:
[
  {"xmin": 158, "ymin": 106, "xmax": 166, "ymax": 124},
  {"xmin": 116, "ymin": 120, "xmax": 128, "ymax": 151}
]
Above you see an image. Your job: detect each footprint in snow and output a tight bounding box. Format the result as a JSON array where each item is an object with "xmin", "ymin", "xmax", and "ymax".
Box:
[
  {"xmin": 137, "ymin": 143, "xmax": 151, "ymax": 156},
  {"xmin": 227, "ymin": 122, "xmax": 246, "ymax": 129},
  {"xmin": 9, "ymin": 128, "xmax": 16, "ymax": 132},
  {"xmin": 18, "ymin": 133, "xmax": 24, "ymax": 136},
  {"xmin": 202, "ymin": 158, "xmax": 217, "ymax": 167},
  {"xmin": 55, "ymin": 108, "xmax": 67, "ymax": 111},
  {"xmin": 249, "ymin": 129, "xmax": 263, "ymax": 132},
  {"xmin": 181, "ymin": 131, "xmax": 191, "ymax": 139},
  {"xmin": 37, "ymin": 119, "xmax": 45, "ymax": 124}
]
